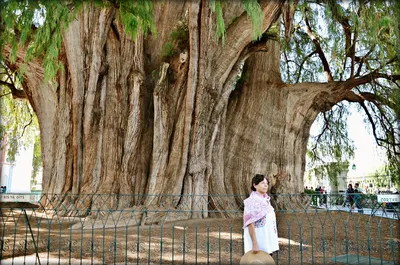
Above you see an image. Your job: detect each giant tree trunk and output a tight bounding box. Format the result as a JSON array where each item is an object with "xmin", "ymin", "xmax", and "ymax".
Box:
[
  {"xmin": 4, "ymin": 1, "xmax": 359, "ymax": 218},
  {"xmin": 221, "ymin": 39, "xmax": 361, "ymax": 198},
  {"xmin": 224, "ymin": 40, "xmax": 320, "ymax": 198}
]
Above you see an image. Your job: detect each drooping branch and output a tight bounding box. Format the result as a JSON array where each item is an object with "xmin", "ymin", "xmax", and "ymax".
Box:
[
  {"xmin": 358, "ymin": 90, "xmax": 398, "ymax": 137},
  {"xmin": 310, "ymin": 111, "xmax": 330, "ymax": 157},
  {"xmin": 326, "ymin": 0, "xmax": 376, "ymax": 80},
  {"xmin": 303, "ymin": 12, "xmax": 333, "ymax": 82},
  {"xmin": 358, "ymin": 101, "xmax": 399, "ymax": 153},
  {"xmin": 343, "ymin": 91, "xmax": 393, "ymax": 126},
  {"xmin": 342, "ymin": 90, "xmax": 400, "ymax": 154},
  {"xmin": 21, "ymin": 108, "xmax": 33, "ymax": 137}
]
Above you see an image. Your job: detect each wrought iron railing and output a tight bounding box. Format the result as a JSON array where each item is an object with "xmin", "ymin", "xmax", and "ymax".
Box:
[{"xmin": 0, "ymin": 193, "xmax": 399, "ymax": 264}]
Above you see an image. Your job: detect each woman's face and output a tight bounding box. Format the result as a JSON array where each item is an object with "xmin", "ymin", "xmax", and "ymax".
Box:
[{"xmin": 253, "ymin": 178, "xmax": 269, "ymax": 194}]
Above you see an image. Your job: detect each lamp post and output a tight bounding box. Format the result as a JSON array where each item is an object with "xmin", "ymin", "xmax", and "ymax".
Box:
[
  {"xmin": 351, "ymin": 164, "xmax": 357, "ymax": 187},
  {"xmin": 352, "ymin": 164, "xmax": 356, "ymax": 183}
]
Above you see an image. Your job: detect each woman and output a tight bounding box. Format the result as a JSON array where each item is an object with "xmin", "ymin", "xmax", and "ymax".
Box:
[
  {"xmin": 243, "ymin": 174, "xmax": 279, "ymax": 254},
  {"xmin": 346, "ymin": 183, "xmax": 355, "ymax": 208}
]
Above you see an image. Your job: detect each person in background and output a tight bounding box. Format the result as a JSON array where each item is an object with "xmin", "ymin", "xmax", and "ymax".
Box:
[
  {"xmin": 315, "ymin": 186, "xmax": 321, "ymax": 206},
  {"xmin": 343, "ymin": 184, "xmax": 354, "ymax": 208},
  {"xmin": 354, "ymin": 183, "xmax": 363, "ymax": 193},
  {"xmin": 320, "ymin": 186, "xmax": 327, "ymax": 206},
  {"xmin": 354, "ymin": 183, "xmax": 364, "ymax": 213}
]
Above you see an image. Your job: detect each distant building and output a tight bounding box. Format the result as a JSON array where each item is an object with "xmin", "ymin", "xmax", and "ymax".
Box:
[
  {"xmin": 0, "ymin": 135, "xmax": 39, "ymax": 193},
  {"xmin": 304, "ymin": 162, "xmax": 348, "ymax": 193},
  {"xmin": 346, "ymin": 174, "xmax": 369, "ymax": 190}
]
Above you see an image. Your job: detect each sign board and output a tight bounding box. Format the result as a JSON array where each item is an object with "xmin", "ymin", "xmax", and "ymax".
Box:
[
  {"xmin": 377, "ymin": 194, "xmax": 400, "ymax": 203},
  {"xmin": 0, "ymin": 193, "xmax": 41, "ymax": 203}
]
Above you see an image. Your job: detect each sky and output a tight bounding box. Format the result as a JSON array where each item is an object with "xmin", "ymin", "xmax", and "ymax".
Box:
[{"xmin": 346, "ymin": 105, "xmax": 386, "ymax": 176}]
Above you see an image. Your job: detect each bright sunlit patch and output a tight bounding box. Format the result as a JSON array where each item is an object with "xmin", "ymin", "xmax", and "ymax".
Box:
[{"xmin": 278, "ymin": 237, "xmax": 311, "ymax": 247}]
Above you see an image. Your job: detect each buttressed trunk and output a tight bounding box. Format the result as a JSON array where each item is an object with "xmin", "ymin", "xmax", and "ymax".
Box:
[
  {"xmin": 6, "ymin": 1, "xmax": 341, "ymax": 217},
  {"xmin": 224, "ymin": 40, "xmax": 320, "ymax": 198}
]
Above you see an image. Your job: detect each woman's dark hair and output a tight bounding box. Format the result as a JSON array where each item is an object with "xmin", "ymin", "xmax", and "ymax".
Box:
[{"xmin": 251, "ymin": 174, "xmax": 269, "ymax": 191}]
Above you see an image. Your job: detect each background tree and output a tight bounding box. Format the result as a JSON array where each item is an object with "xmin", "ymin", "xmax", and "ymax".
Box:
[
  {"xmin": 0, "ymin": 0, "xmax": 398, "ymax": 217},
  {"xmin": 0, "ymin": 62, "xmax": 39, "ymax": 165},
  {"xmin": 300, "ymin": 0, "xmax": 400, "ymax": 186},
  {"xmin": 366, "ymin": 166, "xmax": 392, "ymax": 190}
]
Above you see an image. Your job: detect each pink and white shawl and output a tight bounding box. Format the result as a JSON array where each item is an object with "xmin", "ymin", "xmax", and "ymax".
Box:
[{"xmin": 243, "ymin": 191, "xmax": 275, "ymax": 229}]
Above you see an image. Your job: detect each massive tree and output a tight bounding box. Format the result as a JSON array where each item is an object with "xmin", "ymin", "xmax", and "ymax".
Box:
[{"xmin": 0, "ymin": 0, "xmax": 399, "ymax": 215}]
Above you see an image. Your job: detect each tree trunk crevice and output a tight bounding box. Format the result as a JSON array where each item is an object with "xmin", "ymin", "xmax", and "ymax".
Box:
[{"xmin": 4, "ymin": 1, "xmax": 364, "ymax": 219}]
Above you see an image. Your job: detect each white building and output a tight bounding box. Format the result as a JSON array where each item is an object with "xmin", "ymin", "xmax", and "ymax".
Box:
[
  {"xmin": 0, "ymin": 136, "xmax": 38, "ymax": 193},
  {"xmin": 304, "ymin": 163, "xmax": 348, "ymax": 193}
]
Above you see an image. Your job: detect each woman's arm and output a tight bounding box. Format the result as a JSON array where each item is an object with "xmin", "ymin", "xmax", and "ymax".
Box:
[{"xmin": 248, "ymin": 223, "xmax": 259, "ymax": 253}]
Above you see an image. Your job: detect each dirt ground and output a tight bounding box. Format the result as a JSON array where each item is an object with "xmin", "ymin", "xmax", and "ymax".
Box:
[{"xmin": 1, "ymin": 207, "xmax": 399, "ymax": 265}]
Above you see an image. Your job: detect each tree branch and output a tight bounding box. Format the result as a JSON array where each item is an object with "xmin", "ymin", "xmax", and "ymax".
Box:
[
  {"xmin": 340, "ymin": 55, "xmax": 347, "ymax": 81},
  {"xmin": 343, "ymin": 55, "xmax": 400, "ymax": 88},
  {"xmin": 283, "ymin": 50, "xmax": 291, "ymax": 83},
  {"xmin": 215, "ymin": 0, "xmax": 284, "ymax": 80},
  {"xmin": 359, "ymin": 101, "xmax": 386, "ymax": 145},
  {"xmin": 222, "ymin": 39, "xmax": 272, "ymax": 94},
  {"xmin": 354, "ymin": 45, "xmax": 375, "ymax": 77},
  {"xmin": 350, "ymin": 25, "xmax": 357, "ymax": 78},
  {"xmin": 21, "ymin": 109, "xmax": 33, "ymax": 137},
  {"xmin": 343, "ymin": 90, "xmax": 389, "ymax": 105},
  {"xmin": 0, "ymin": 80, "xmax": 27, "ymax": 99},
  {"xmin": 343, "ymin": 90, "xmax": 396, "ymax": 130},
  {"xmin": 311, "ymin": 112, "xmax": 330, "ymax": 154},
  {"xmin": 282, "ymin": 0, "xmax": 299, "ymax": 42},
  {"xmin": 347, "ymin": 72, "xmax": 400, "ymax": 88},
  {"xmin": 358, "ymin": 101, "xmax": 399, "ymax": 153},
  {"xmin": 296, "ymin": 50, "xmax": 317, "ymax": 83},
  {"xmin": 341, "ymin": 90, "xmax": 400, "ymax": 154},
  {"xmin": 327, "ymin": 0, "xmax": 372, "ymax": 78},
  {"xmin": 0, "ymin": 91, "xmax": 12, "ymax": 98},
  {"xmin": 327, "ymin": 1, "xmax": 360, "ymax": 62},
  {"xmin": 303, "ymin": 12, "xmax": 333, "ymax": 82}
]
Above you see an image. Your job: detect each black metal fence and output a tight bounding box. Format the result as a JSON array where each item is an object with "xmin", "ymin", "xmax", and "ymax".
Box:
[{"xmin": 0, "ymin": 193, "xmax": 399, "ymax": 264}]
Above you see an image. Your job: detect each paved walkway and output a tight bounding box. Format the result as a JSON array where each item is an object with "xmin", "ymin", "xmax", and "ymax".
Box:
[{"xmin": 313, "ymin": 204, "xmax": 399, "ymax": 220}]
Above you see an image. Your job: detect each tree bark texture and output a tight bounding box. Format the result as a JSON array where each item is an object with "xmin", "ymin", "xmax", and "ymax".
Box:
[{"xmin": 3, "ymin": 1, "xmax": 361, "ymax": 217}]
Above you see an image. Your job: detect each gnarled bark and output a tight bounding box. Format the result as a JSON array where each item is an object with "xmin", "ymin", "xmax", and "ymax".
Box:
[{"xmin": 2, "ymin": 1, "xmax": 366, "ymax": 219}]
